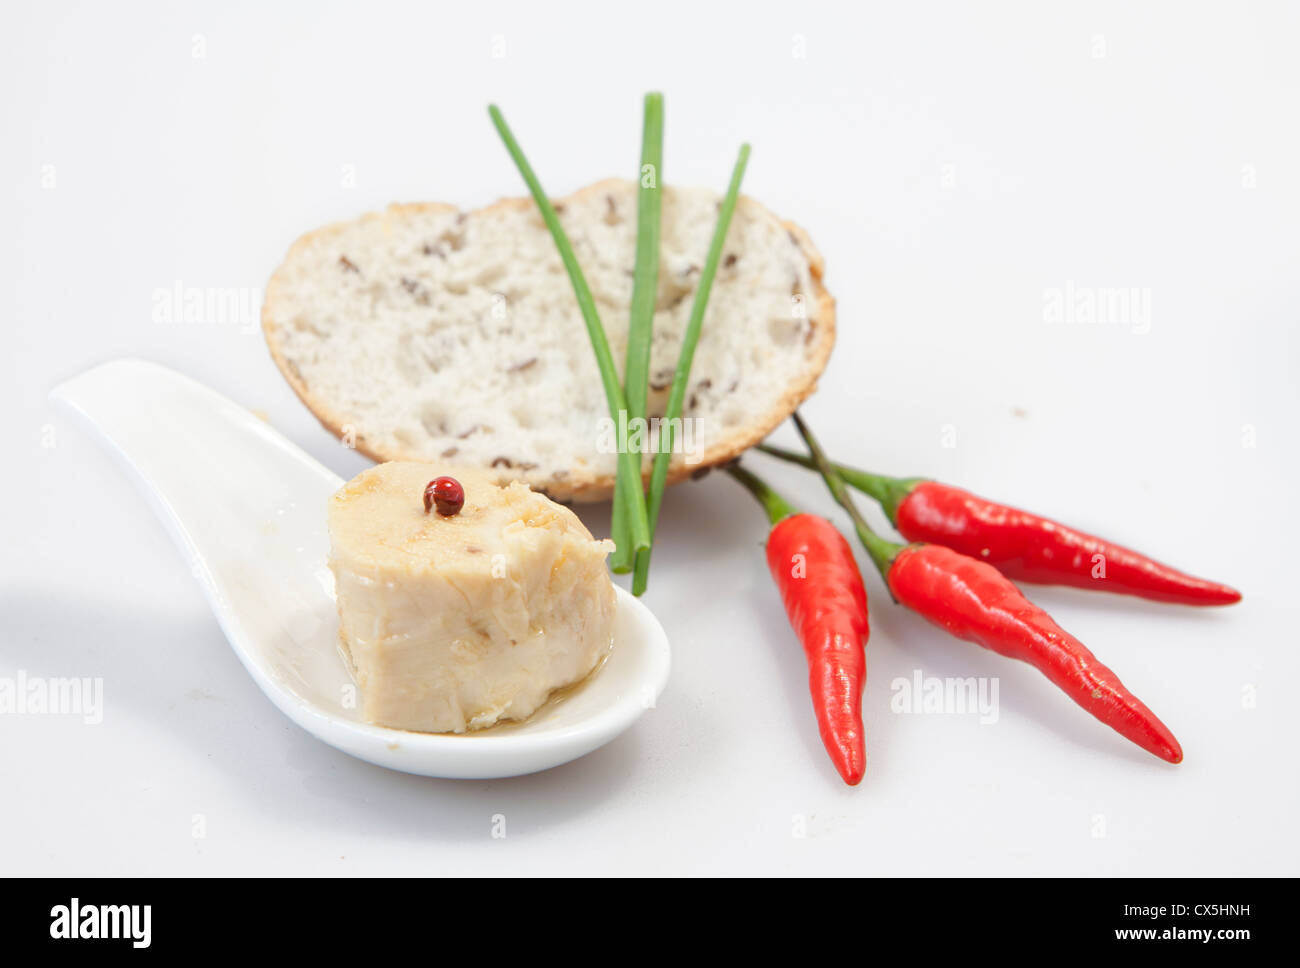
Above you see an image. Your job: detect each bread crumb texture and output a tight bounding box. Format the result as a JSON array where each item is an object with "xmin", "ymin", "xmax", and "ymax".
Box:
[{"xmin": 264, "ymin": 179, "xmax": 835, "ymax": 501}]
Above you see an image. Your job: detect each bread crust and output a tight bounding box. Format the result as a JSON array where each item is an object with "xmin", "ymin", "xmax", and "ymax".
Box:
[{"xmin": 262, "ymin": 179, "xmax": 835, "ymax": 503}]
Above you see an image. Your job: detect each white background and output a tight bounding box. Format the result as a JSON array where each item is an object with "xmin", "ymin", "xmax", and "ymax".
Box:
[{"xmin": 3, "ymin": 1, "xmax": 1297, "ymax": 875}]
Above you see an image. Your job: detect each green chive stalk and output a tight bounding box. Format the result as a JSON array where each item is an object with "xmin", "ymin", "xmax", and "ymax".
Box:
[
  {"xmin": 488, "ymin": 104, "xmax": 651, "ymax": 562},
  {"xmin": 610, "ymin": 92, "xmax": 664, "ymax": 573},
  {"xmin": 631, "ymin": 143, "xmax": 751, "ymax": 595}
]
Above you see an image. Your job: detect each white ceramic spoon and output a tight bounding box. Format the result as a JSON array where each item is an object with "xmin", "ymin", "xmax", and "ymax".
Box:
[{"xmin": 50, "ymin": 359, "xmax": 670, "ymax": 779}]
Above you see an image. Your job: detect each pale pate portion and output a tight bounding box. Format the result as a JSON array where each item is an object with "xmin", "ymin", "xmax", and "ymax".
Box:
[{"xmin": 328, "ymin": 461, "xmax": 617, "ymax": 733}]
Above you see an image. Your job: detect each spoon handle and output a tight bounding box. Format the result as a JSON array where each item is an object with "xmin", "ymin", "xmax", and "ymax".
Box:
[{"xmin": 50, "ymin": 359, "xmax": 345, "ymax": 683}]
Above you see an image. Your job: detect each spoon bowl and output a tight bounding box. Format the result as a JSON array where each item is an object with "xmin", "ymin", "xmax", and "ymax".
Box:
[{"xmin": 51, "ymin": 359, "xmax": 670, "ymax": 779}]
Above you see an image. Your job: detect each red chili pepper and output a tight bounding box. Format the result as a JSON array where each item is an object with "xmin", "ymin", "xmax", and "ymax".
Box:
[
  {"xmin": 727, "ymin": 463, "xmax": 869, "ymax": 786},
  {"xmin": 890, "ymin": 544, "xmax": 1182, "ymax": 762},
  {"xmin": 789, "ymin": 413, "xmax": 1183, "ymax": 764},
  {"xmin": 758, "ymin": 445, "xmax": 1240, "ymax": 607}
]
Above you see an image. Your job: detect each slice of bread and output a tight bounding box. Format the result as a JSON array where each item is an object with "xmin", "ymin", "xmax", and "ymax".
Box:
[{"xmin": 262, "ymin": 178, "xmax": 834, "ymax": 503}]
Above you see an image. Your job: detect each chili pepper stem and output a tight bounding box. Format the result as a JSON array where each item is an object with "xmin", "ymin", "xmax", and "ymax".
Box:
[
  {"xmin": 789, "ymin": 413, "xmax": 902, "ymax": 580},
  {"xmin": 849, "ymin": 520, "xmax": 900, "ymax": 583},
  {"xmin": 724, "ymin": 463, "xmax": 797, "ymax": 526},
  {"xmin": 757, "ymin": 443, "xmax": 923, "ymax": 524}
]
